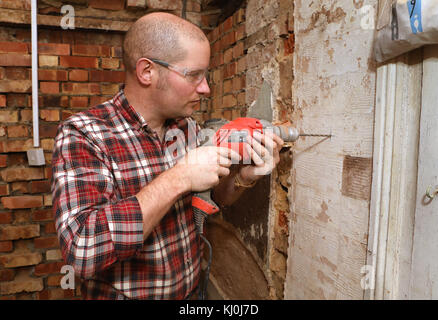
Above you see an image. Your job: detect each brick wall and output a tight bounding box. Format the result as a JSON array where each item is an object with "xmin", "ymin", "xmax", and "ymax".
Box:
[
  {"xmin": 0, "ymin": 0, "xmax": 209, "ymax": 300},
  {"xmin": 194, "ymin": 7, "xmax": 246, "ymax": 123}
]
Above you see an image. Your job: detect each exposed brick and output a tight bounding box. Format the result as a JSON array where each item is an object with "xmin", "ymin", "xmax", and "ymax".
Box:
[
  {"xmin": 126, "ymin": 0, "xmax": 146, "ymax": 8},
  {"xmin": 8, "ymin": 154, "xmax": 27, "ymax": 166},
  {"xmin": 39, "ymin": 123, "xmax": 57, "ymax": 139},
  {"xmin": 0, "ymin": 42, "xmax": 28, "ymax": 53},
  {"xmin": 1, "ymin": 196, "xmax": 43, "ymax": 209},
  {"xmin": 0, "ymin": 184, "xmax": 9, "ymax": 196},
  {"xmin": 44, "ymin": 194, "xmax": 52, "ymax": 206},
  {"xmin": 0, "ymin": 139, "xmax": 33, "ymax": 152},
  {"xmin": 89, "ymin": 0, "xmax": 125, "ymax": 10},
  {"xmin": 40, "ymin": 109, "xmax": 60, "ymax": 122},
  {"xmin": 0, "ymin": 252, "xmax": 42, "ymax": 268},
  {"xmin": 7, "ymin": 125, "xmax": 28, "ymax": 138},
  {"xmin": 101, "ymin": 83, "xmax": 119, "ymax": 95},
  {"xmin": 5, "ymin": 67, "xmax": 30, "ymax": 80},
  {"xmin": 41, "ymin": 139, "xmax": 54, "ymax": 152},
  {"xmin": 236, "ymin": 24, "xmax": 245, "ymax": 41},
  {"xmin": 89, "ymin": 96, "xmax": 108, "ymax": 106},
  {"xmin": 0, "ymin": 53, "xmax": 31, "ymax": 66},
  {"xmin": 224, "ymin": 48, "xmax": 233, "ymax": 64},
  {"xmin": 38, "ymin": 70, "xmax": 68, "ymax": 81},
  {"xmin": 0, "ymin": 110, "xmax": 19, "ymax": 122},
  {"xmin": 101, "ymin": 58, "xmax": 120, "ymax": 69},
  {"xmin": 111, "ymin": 46, "xmax": 123, "ymax": 58},
  {"xmin": 72, "ymin": 44, "xmax": 110, "ymax": 57},
  {"xmin": 70, "ymin": 96, "xmax": 89, "ymax": 109},
  {"xmin": 69, "ymin": 69, "xmax": 88, "ymax": 82},
  {"xmin": 0, "ymin": 80, "xmax": 31, "ymax": 93},
  {"xmin": 0, "ymin": 240, "xmax": 13, "ymax": 252},
  {"xmin": 0, "ymin": 155, "xmax": 6, "ymax": 167},
  {"xmin": 62, "ymin": 83, "xmax": 100, "ymax": 95},
  {"xmin": 89, "ymin": 70, "xmax": 125, "ymax": 83},
  {"xmin": 39, "ymin": 55, "xmax": 58, "ymax": 67},
  {"xmin": 32, "ymin": 209, "xmax": 53, "ymax": 221},
  {"xmin": 233, "ymin": 41, "xmax": 244, "ymax": 59},
  {"xmin": 44, "ymin": 222, "xmax": 56, "ymax": 234},
  {"xmin": 147, "ymin": 0, "xmax": 181, "ymax": 10},
  {"xmin": 0, "ymin": 212, "xmax": 12, "ymax": 224},
  {"xmin": 37, "ymin": 43, "xmax": 70, "ymax": 56},
  {"xmin": 34, "ymin": 236, "xmax": 59, "ymax": 249},
  {"xmin": 37, "ymin": 288, "xmax": 75, "ymax": 300},
  {"xmin": 0, "ymin": 225, "xmax": 40, "ymax": 241},
  {"xmin": 0, "ymin": 269, "xmax": 15, "ymax": 282},
  {"xmin": 47, "ymin": 274, "xmax": 63, "ymax": 287},
  {"xmin": 7, "ymin": 93, "xmax": 28, "ymax": 107},
  {"xmin": 0, "ymin": 94, "xmax": 5, "ymax": 107},
  {"xmin": 34, "ymin": 261, "xmax": 64, "ymax": 276},
  {"xmin": 59, "ymin": 56, "xmax": 98, "ymax": 69},
  {"xmin": 224, "ymin": 62, "xmax": 237, "ymax": 79},
  {"xmin": 223, "ymin": 94, "xmax": 237, "ymax": 108},
  {"xmin": 46, "ymin": 249, "xmax": 62, "ymax": 261},
  {"xmin": 0, "ymin": 167, "xmax": 44, "ymax": 182},
  {"xmin": 237, "ymin": 56, "xmax": 246, "ymax": 73},
  {"xmin": 39, "ymin": 95, "xmax": 61, "ymax": 108},
  {"xmin": 40, "ymin": 82, "xmax": 59, "ymax": 94},
  {"xmin": 0, "ymin": 275, "xmax": 43, "ymax": 295},
  {"xmin": 11, "ymin": 182, "xmax": 28, "ymax": 193},
  {"xmin": 223, "ymin": 16, "xmax": 233, "ymax": 32},
  {"xmin": 29, "ymin": 181, "xmax": 51, "ymax": 194},
  {"xmin": 233, "ymin": 75, "xmax": 245, "ymax": 91}
]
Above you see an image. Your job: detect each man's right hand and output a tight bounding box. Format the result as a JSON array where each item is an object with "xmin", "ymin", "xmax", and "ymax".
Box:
[{"xmin": 174, "ymin": 146, "xmax": 241, "ymax": 192}]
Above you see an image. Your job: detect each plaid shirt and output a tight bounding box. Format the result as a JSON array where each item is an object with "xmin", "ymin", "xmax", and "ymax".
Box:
[{"xmin": 52, "ymin": 89, "xmax": 202, "ymax": 300}]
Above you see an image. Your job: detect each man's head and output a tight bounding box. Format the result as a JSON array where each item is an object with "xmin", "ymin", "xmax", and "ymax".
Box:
[{"xmin": 123, "ymin": 12, "xmax": 210, "ymax": 120}]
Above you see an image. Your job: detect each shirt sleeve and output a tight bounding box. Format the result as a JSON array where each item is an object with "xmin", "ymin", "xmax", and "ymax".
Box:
[{"xmin": 51, "ymin": 121, "xmax": 144, "ymax": 279}]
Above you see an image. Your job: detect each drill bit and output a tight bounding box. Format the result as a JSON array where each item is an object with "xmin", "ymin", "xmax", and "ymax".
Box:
[{"xmin": 299, "ymin": 133, "xmax": 332, "ymax": 138}]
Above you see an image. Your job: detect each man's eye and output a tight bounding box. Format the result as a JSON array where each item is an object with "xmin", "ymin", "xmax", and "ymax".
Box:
[{"xmin": 187, "ymin": 70, "xmax": 204, "ymax": 80}]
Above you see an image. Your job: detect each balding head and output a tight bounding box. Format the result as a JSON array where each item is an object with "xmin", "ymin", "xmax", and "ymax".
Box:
[{"xmin": 123, "ymin": 12, "xmax": 208, "ymax": 74}]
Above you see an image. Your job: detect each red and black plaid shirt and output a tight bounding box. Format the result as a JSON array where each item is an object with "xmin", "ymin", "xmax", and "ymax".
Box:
[{"xmin": 52, "ymin": 89, "xmax": 202, "ymax": 299}]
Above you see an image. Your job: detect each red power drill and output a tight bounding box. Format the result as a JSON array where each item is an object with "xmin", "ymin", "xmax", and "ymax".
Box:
[{"xmin": 192, "ymin": 117, "xmax": 301, "ymax": 233}]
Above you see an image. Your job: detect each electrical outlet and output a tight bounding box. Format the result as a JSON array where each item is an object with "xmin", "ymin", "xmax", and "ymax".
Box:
[{"xmin": 27, "ymin": 148, "xmax": 45, "ymax": 166}]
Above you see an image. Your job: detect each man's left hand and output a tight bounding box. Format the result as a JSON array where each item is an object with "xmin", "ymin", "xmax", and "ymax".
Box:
[{"xmin": 238, "ymin": 130, "xmax": 284, "ymax": 184}]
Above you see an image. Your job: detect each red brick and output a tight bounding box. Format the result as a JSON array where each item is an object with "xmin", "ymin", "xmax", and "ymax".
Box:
[
  {"xmin": 0, "ymin": 224, "xmax": 40, "ymax": 241},
  {"xmin": 0, "ymin": 184, "xmax": 9, "ymax": 196},
  {"xmin": 62, "ymin": 83, "xmax": 100, "ymax": 95},
  {"xmin": 0, "ymin": 95, "xmax": 5, "ymax": 107},
  {"xmin": 6, "ymin": 93, "xmax": 28, "ymax": 107},
  {"xmin": 0, "ymin": 252, "xmax": 42, "ymax": 268},
  {"xmin": 233, "ymin": 41, "xmax": 244, "ymax": 59},
  {"xmin": 89, "ymin": 0, "xmax": 125, "ymax": 10},
  {"xmin": 0, "ymin": 269, "xmax": 15, "ymax": 282},
  {"xmin": 39, "ymin": 123, "xmax": 58, "ymax": 138},
  {"xmin": 38, "ymin": 70, "xmax": 68, "ymax": 81},
  {"xmin": 5, "ymin": 67, "xmax": 30, "ymax": 80},
  {"xmin": 0, "ymin": 42, "xmax": 28, "ymax": 53},
  {"xmin": 0, "ymin": 53, "xmax": 31, "ymax": 66},
  {"xmin": 223, "ymin": 16, "xmax": 233, "ymax": 32},
  {"xmin": 284, "ymin": 35, "xmax": 295, "ymax": 56},
  {"xmin": 0, "ymin": 212, "xmax": 12, "ymax": 224},
  {"xmin": 69, "ymin": 69, "xmax": 88, "ymax": 82},
  {"xmin": 90, "ymin": 96, "xmax": 108, "ymax": 106},
  {"xmin": 72, "ymin": 44, "xmax": 110, "ymax": 57},
  {"xmin": 34, "ymin": 236, "xmax": 59, "ymax": 249},
  {"xmin": 0, "ymin": 139, "xmax": 33, "ymax": 152},
  {"xmin": 34, "ymin": 261, "xmax": 64, "ymax": 276},
  {"xmin": 40, "ymin": 82, "xmax": 59, "ymax": 94},
  {"xmin": 0, "ymin": 167, "xmax": 44, "ymax": 182},
  {"xmin": 89, "ymin": 70, "xmax": 125, "ymax": 83},
  {"xmin": 224, "ymin": 62, "xmax": 237, "ymax": 79},
  {"xmin": 44, "ymin": 222, "xmax": 56, "ymax": 234},
  {"xmin": 32, "ymin": 209, "xmax": 53, "ymax": 221},
  {"xmin": 101, "ymin": 58, "xmax": 120, "ymax": 69},
  {"xmin": 7, "ymin": 125, "xmax": 28, "ymax": 138},
  {"xmin": 0, "ymin": 80, "xmax": 31, "ymax": 93},
  {"xmin": 70, "ymin": 96, "xmax": 89, "ymax": 109},
  {"xmin": 236, "ymin": 24, "xmax": 245, "ymax": 41},
  {"xmin": 40, "ymin": 109, "xmax": 59, "ymax": 121},
  {"xmin": 47, "ymin": 274, "xmax": 63, "ymax": 287},
  {"xmin": 59, "ymin": 56, "xmax": 98, "ymax": 69},
  {"xmin": 221, "ymin": 31, "xmax": 236, "ymax": 49},
  {"xmin": 147, "ymin": 0, "xmax": 180, "ymax": 10},
  {"xmin": 0, "ymin": 241, "xmax": 13, "ymax": 252},
  {"xmin": 111, "ymin": 46, "xmax": 123, "ymax": 58},
  {"xmin": 29, "ymin": 181, "xmax": 51, "ymax": 194},
  {"xmin": 37, "ymin": 43, "xmax": 70, "ymax": 56},
  {"xmin": 0, "ymin": 155, "xmax": 6, "ymax": 167},
  {"xmin": 1, "ymin": 196, "xmax": 43, "ymax": 209},
  {"xmin": 37, "ymin": 288, "xmax": 75, "ymax": 300}
]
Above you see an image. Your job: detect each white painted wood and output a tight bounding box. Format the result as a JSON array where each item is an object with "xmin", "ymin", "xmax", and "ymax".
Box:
[
  {"xmin": 366, "ymin": 50, "xmax": 423, "ymax": 300},
  {"xmin": 410, "ymin": 45, "xmax": 438, "ymax": 299}
]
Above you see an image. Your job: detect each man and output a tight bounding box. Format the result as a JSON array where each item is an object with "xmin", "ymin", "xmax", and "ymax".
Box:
[{"xmin": 52, "ymin": 12, "xmax": 283, "ymax": 300}]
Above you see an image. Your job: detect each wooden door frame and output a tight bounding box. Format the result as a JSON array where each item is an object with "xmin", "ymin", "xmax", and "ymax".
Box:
[{"xmin": 365, "ymin": 49, "xmax": 423, "ymax": 299}]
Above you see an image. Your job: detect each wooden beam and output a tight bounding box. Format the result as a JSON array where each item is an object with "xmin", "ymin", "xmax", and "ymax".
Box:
[{"xmin": 0, "ymin": 8, "xmax": 132, "ymax": 32}]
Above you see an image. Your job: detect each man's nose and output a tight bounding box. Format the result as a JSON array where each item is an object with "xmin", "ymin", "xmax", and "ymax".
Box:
[{"xmin": 196, "ymin": 76, "xmax": 210, "ymax": 96}]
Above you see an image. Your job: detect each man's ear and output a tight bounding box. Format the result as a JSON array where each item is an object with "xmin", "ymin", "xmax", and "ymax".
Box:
[{"xmin": 136, "ymin": 58, "xmax": 153, "ymax": 86}]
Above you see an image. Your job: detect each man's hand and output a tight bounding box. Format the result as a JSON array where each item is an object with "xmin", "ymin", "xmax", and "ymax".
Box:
[
  {"xmin": 239, "ymin": 130, "xmax": 284, "ymax": 184},
  {"xmin": 175, "ymin": 146, "xmax": 241, "ymax": 192}
]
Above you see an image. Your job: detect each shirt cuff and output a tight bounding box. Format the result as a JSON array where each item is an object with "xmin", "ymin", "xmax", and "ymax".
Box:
[{"xmin": 103, "ymin": 196, "xmax": 144, "ymax": 260}]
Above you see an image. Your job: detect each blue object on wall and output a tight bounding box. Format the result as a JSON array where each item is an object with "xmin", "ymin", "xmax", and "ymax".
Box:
[{"xmin": 407, "ymin": 0, "xmax": 423, "ymax": 34}]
